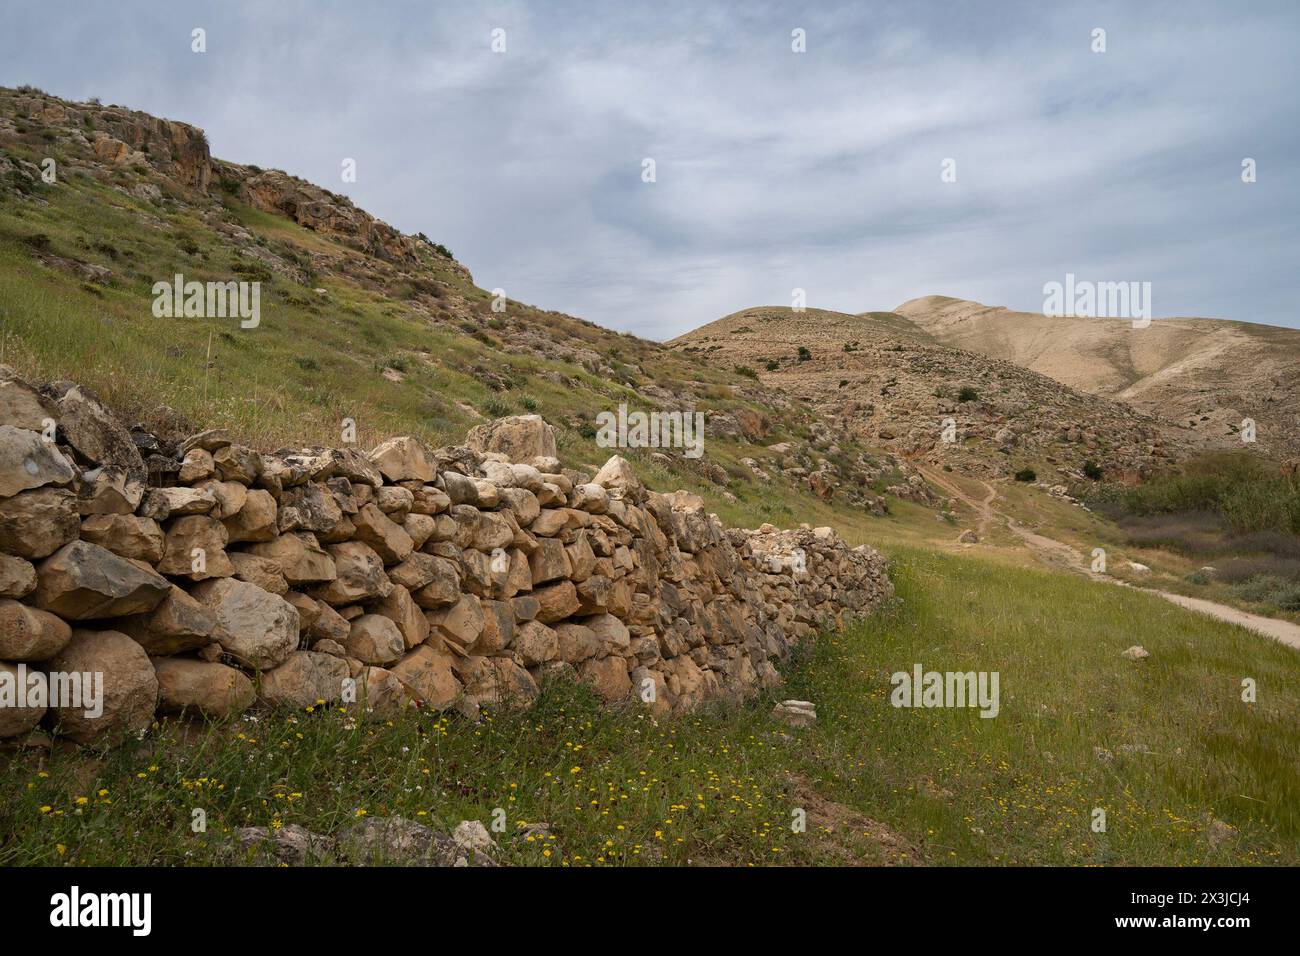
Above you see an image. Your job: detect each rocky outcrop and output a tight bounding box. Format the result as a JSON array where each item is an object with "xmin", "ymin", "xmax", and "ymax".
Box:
[{"xmin": 0, "ymin": 368, "xmax": 891, "ymax": 745}]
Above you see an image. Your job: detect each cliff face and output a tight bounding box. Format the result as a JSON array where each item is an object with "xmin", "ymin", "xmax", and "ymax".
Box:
[{"xmin": 0, "ymin": 365, "xmax": 891, "ymax": 746}]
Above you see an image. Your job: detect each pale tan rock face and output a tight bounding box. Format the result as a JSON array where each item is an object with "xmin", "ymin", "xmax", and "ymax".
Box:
[
  {"xmin": 190, "ymin": 578, "xmax": 299, "ymax": 670},
  {"xmin": 0, "ymin": 487, "xmax": 81, "ymax": 559},
  {"xmin": 258, "ymin": 650, "xmax": 350, "ymax": 708},
  {"xmin": 153, "ymin": 657, "xmax": 255, "ymax": 717},
  {"xmin": 46, "ymin": 629, "xmax": 158, "ymax": 744},
  {"xmin": 34, "ymin": 540, "xmax": 171, "ymax": 620},
  {"xmin": 0, "ymin": 366, "xmax": 895, "ymax": 744},
  {"xmin": 0, "ymin": 598, "xmax": 72, "ymax": 661}
]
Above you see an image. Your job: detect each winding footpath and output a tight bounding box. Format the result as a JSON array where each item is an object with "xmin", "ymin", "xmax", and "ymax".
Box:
[{"xmin": 918, "ymin": 466, "xmax": 1300, "ymax": 652}]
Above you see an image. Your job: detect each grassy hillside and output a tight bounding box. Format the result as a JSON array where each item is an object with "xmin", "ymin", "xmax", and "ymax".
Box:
[{"xmin": 4, "ymin": 544, "xmax": 1294, "ymax": 866}]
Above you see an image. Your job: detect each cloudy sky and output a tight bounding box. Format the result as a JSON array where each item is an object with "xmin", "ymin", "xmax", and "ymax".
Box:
[{"xmin": 3, "ymin": 1, "xmax": 1297, "ymax": 336}]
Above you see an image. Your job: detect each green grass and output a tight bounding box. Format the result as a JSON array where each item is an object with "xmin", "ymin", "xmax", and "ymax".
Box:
[{"xmin": 4, "ymin": 545, "xmax": 1295, "ymax": 866}]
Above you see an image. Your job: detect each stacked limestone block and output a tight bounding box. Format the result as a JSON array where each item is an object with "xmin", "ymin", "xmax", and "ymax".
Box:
[{"xmin": 0, "ymin": 366, "xmax": 892, "ymax": 746}]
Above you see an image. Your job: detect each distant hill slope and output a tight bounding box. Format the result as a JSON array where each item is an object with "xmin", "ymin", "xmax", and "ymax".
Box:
[
  {"xmin": 672, "ymin": 306, "xmax": 1194, "ymax": 482},
  {"xmin": 894, "ymin": 296, "xmax": 1300, "ymax": 457}
]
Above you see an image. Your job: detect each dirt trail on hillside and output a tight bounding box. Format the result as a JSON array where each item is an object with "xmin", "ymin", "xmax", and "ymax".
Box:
[{"xmin": 916, "ymin": 466, "xmax": 1300, "ymax": 651}]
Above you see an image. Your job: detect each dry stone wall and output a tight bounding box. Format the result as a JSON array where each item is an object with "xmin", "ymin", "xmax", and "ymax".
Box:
[{"xmin": 0, "ymin": 367, "xmax": 892, "ymax": 746}]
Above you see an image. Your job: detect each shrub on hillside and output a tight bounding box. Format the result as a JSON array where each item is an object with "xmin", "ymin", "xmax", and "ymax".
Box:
[
  {"xmin": 797, "ymin": 346, "xmax": 812, "ymax": 363},
  {"xmin": 957, "ymin": 386, "xmax": 979, "ymax": 403},
  {"xmin": 1014, "ymin": 468, "xmax": 1037, "ymax": 482}
]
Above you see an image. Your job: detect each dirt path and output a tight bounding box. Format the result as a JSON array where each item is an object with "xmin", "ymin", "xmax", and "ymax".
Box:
[{"xmin": 916, "ymin": 466, "xmax": 1300, "ymax": 651}]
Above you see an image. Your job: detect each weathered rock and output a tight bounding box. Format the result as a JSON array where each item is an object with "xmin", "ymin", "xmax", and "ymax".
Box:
[
  {"xmin": 228, "ymin": 552, "xmax": 289, "ymax": 595},
  {"xmin": 259, "ymin": 650, "xmax": 350, "ymax": 708},
  {"xmin": 34, "ymin": 540, "xmax": 170, "ymax": 619},
  {"xmin": 373, "ymin": 584, "xmax": 429, "ymax": 649},
  {"xmin": 315, "ymin": 541, "xmax": 390, "ymax": 604},
  {"xmin": 346, "ymin": 613, "xmax": 405, "ymax": 665},
  {"xmin": 0, "ymin": 424, "xmax": 75, "ymax": 498},
  {"xmin": 139, "ymin": 486, "xmax": 216, "ymax": 520},
  {"xmin": 47, "ymin": 628, "xmax": 158, "ymax": 744},
  {"xmin": 43, "ymin": 382, "xmax": 147, "ymax": 505},
  {"xmin": 390, "ymin": 643, "xmax": 462, "ymax": 710},
  {"xmin": 0, "ymin": 553, "xmax": 37, "ymax": 599},
  {"xmin": 579, "ymin": 655, "xmax": 631, "ymax": 702},
  {"xmin": 191, "ymin": 578, "xmax": 298, "ymax": 670},
  {"xmin": 277, "ymin": 481, "xmax": 343, "ymax": 535},
  {"xmin": 0, "ymin": 661, "xmax": 47, "ymax": 738},
  {"xmin": 153, "ymin": 657, "xmax": 255, "ymax": 717},
  {"xmin": 426, "ymin": 594, "xmax": 484, "ymax": 649},
  {"xmin": 772, "ymin": 699, "xmax": 817, "ymax": 727},
  {"xmin": 79, "ymin": 514, "xmax": 165, "ymax": 564},
  {"xmin": 533, "ymin": 580, "xmax": 580, "ymax": 623},
  {"xmin": 156, "ymin": 515, "xmax": 234, "ymax": 580},
  {"xmin": 514, "ymin": 619, "xmax": 559, "ymax": 665},
  {"xmin": 117, "ymin": 585, "xmax": 223, "ymax": 655},
  {"xmin": 222, "ymin": 489, "xmax": 278, "ymax": 543},
  {"xmin": 369, "ymin": 436, "xmax": 436, "ymax": 483},
  {"xmin": 592, "ymin": 455, "xmax": 646, "ymax": 503},
  {"xmin": 247, "ymin": 531, "xmax": 337, "ymax": 585},
  {"xmin": 0, "ymin": 487, "xmax": 80, "ymax": 559},
  {"xmin": 466, "ymin": 415, "xmax": 557, "ymax": 465},
  {"xmin": 0, "ymin": 598, "xmax": 73, "ymax": 661},
  {"xmin": 351, "ymin": 502, "xmax": 413, "ymax": 563}
]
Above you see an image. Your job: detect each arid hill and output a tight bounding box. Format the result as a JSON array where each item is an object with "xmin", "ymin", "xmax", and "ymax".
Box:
[
  {"xmin": 672, "ymin": 306, "xmax": 1194, "ymax": 482},
  {"xmin": 894, "ymin": 295, "xmax": 1300, "ymax": 458}
]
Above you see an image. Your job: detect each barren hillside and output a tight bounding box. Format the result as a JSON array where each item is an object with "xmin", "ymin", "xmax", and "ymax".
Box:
[
  {"xmin": 673, "ymin": 306, "xmax": 1194, "ymax": 482},
  {"xmin": 894, "ymin": 295, "xmax": 1300, "ymax": 457}
]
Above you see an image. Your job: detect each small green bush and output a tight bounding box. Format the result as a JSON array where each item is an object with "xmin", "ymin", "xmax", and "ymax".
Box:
[{"xmin": 1014, "ymin": 468, "xmax": 1037, "ymax": 482}]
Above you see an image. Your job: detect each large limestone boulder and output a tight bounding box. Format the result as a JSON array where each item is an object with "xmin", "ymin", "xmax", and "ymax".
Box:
[
  {"xmin": 78, "ymin": 514, "xmax": 165, "ymax": 564},
  {"xmin": 0, "ymin": 487, "xmax": 81, "ymax": 559},
  {"xmin": 426, "ymin": 594, "xmax": 484, "ymax": 649},
  {"xmin": 259, "ymin": 650, "xmax": 350, "ymax": 708},
  {"xmin": 223, "ymin": 489, "xmax": 278, "ymax": 543},
  {"xmin": 47, "ymin": 629, "xmax": 158, "ymax": 744},
  {"xmin": 314, "ymin": 541, "xmax": 390, "ymax": 604},
  {"xmin": 514, "ymin": 619, "xmax": 559, "ymax": 665},
  {"xmin": 368, "ymin": 436, "xmax": 436, "ymax": 482},
  {"xmin": 0, "ymin": 661, "xmax": 47, "ymax": 738},
  {"xmin": 351, "ymin": 503, "xmax": 413, "ymax": 564},
  {"xmin": 372, "ymin": 584, "xmax": 429, "ymax": 649},
  {"xmin": 0, "ymin": 553, "xmax": 37, "ymax": 599},
  {"xmin": 579, "ymin": 655, "xmax": 632, "ymax": 702},
  {"xmin": 0, "ymin": 598, "xmax": 72, "ymax": 661},
  {"xmin": 247, "ymin": 531, "xmax": 336, "ymax": 585},
  {"xmin": 592, "ymin": 456, "xmax": 646, "ymax": 504},
  {"xmin": 156, "ymin": 515, "xmax": 235, "ymax": 580},
  {"xmin": 153, "ymin": 657, "xmax": 255, "ymax": 717},
  {"xmin": 277, "ymin": 482, "xmax": 343, "ymax": 535},
  {"xmin": 533, "ymin": 580, "xmax": 580, "ymax": 623},
  {"xmin": 390, "ymin": 643, "xmax": 461, "ymax": 710},
  {"xmin": 0, "ymin": 366, "xmax": 58, "ymax": 432},
  {"xmin": 345, "ymin": 613, "xmax": 405, "ymax": 665},
  {"xmin": 33, "ymin": 540, "xmax": 171, "ymax": 620},
  {"xmin": 117, "ymin": 585, "xmax": 223, "ymax": 655},
  {"xmin": 0, "ymin": 424, "xmax": 76, "ymax": 498},
  {"xmin": 42, "ymin": 381, "xmax": 147, "ymax": 510},
  {"xmin": 190, "ymin": 578, "xmax": 299, "ymax": 670},
  {"xmin": 466, "ymin": 415, "xmax": 557, "ymax": 465}
]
